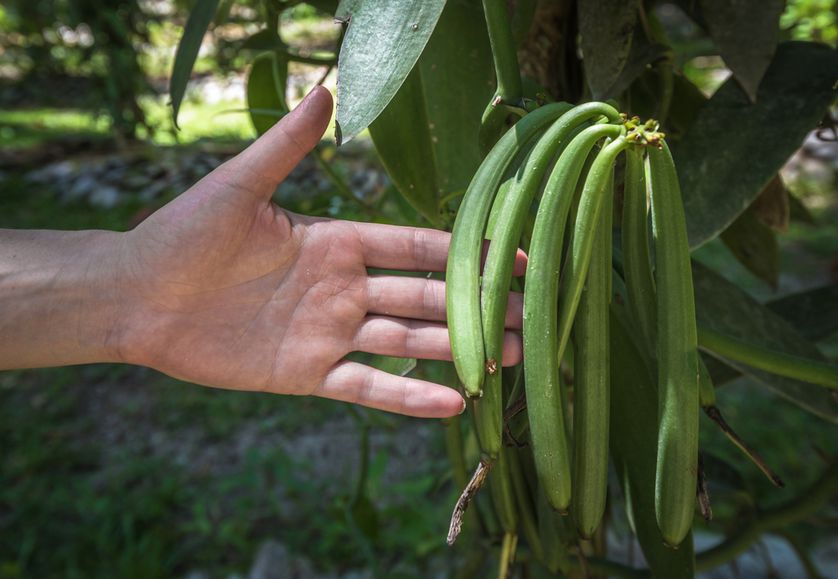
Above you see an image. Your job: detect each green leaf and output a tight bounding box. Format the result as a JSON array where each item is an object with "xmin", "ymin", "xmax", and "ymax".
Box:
[
  {"xmin": 335, "ymin": 0, "xmax": 447, "ymax": 144},
  {"xmin": 666, "ymin": 73, "xmax": 707, "ymax": 139},
  {"xmin": 578, "ymin": 0, "xmax": 638, "ymax": 99},
  {"xmin": 692, "ymin": 261, "xmax": 838, "ymax": 422},
  {"xmin": 418, "ymin": 1, "xmax": 494, "ymax": 196},
  {"xmin": 767, "ymin": 285, "xmax": 838, "ymax": 342},
  {"xmin": 699, "ymin": 0, "xmax": 784, "ymax": 102},
  {"xmin": 719, "ymin": 206, "xmax": 779, "ymax": 288},
  {"xmin": 674, "ymin": 41, "xmax": 838, "ymax": 249},
  {"xmin": 609, "ymin": 294, "xmax": 696, "ymax": 579},
  {"xmin": 349, "ymin": 495, "xmax": 380, "ymax": 541},
  {"xmin": 609, "ymin": 36, "xmax": 670, "ymax": 99},
  {"xmin": 170, "ymin": 0, "xmax": 220, "ymax": 129},
  {"xmin": 246, "ymin": 52, "xmax": 289, "ymax": 137},
  {"xmin": 702, "ymin": 285, "xmax": 838, "ymax": 387},
  {"xmin": 368, "ymin": 67, "xmax": 440, "ymax": 225},
  {"xmin": 240, "ymin": 29, "xmax": 284, "ymax": 52},
  {"xmin": 366, "ymin": 0, "xmax": 494, "ymax": 224},
  {"xmin": 335, "ymin": 0, "xmax": 361, "ymax": 21}
]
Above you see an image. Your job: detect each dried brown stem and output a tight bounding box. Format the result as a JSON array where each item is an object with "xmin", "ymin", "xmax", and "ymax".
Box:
[
  {"xmin": 447, "ymin": 459, "xmax": 493, "ymax": 546},
  {"xmin": 704, "ymin": 406, "xmax": 785, "ymax": 488}
]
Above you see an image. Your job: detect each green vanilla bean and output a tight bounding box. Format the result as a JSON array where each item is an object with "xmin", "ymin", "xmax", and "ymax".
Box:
[
  {"xmin": 556, "ymin": 136, "xmax": 630, "ymax": 371},
  {"xmin": 477, "ymin": 102, "xmax": 620, "ymax": 458},
  {"xmin": 698, "ymin": 327, "xmax": 838, "ymax": 390},
  {"xmin": 571, "ymin": 168, "xmax": 613, "ymax": 539},
  {"xmin": 621, "ymin": 147, "xmax": 657, "ymax": 351},
  {"xmin": 647, "ymin": 142, "xmax": 700, "ymax": 549},
  {"xmin": 447, "ymin": 102, "xmax": 572, "ymax": 397},
  {"xmin": 523, "ymin": 123, "xmax": 623, "ymax": 512}
]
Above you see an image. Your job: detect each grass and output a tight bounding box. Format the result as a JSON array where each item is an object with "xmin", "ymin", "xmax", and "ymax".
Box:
[
  {"xmin": 0, "ymin": 364, "xmax": 456, "ymax": 578},
  {"xmin": 0, "ymin": 108, "xmax": 112, "ymax": 149},
  {"xmin": 140, "ymin": 95, "xmax": 257, "ymax": 145},
  {"xmin": 0, "ymin": 97, "xmax": 256, "ymax": 151}
]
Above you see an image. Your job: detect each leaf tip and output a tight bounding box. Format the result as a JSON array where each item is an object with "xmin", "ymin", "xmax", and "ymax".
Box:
[{"xmin": 334, "ymin": 119, "xmax": 344, "ymax": 146}]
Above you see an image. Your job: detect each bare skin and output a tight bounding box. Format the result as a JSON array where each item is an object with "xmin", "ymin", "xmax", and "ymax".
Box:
[{"xmin": 0, "ymin": 87, "xmax": 525, "ymax": 418}]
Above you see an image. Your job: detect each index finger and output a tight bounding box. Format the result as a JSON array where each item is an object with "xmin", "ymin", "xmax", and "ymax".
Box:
[{"xmin": 354, "ymin": 222, "xmax": 527, "ymax": 274}]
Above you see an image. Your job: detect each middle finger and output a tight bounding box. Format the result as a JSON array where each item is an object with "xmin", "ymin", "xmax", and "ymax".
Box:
[{"xmin": 366, "ymin": 275, "xmax": 524, "ymax": 329}]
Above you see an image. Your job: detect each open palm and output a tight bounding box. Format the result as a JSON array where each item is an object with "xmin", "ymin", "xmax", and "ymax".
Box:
[{"xmin": 115, "ymin": 87, "xmax": 523, "ymax": 417}]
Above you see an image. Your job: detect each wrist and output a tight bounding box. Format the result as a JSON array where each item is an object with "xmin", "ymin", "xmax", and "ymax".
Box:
[{"xmin": 0, "ymin": 229, "xmax": 131, "ymax": 368}]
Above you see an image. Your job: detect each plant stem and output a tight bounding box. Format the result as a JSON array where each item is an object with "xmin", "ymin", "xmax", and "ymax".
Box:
[
  {"xmin": 703, "ymin": 405, "xmax": 785, "ymax": 488},
  {"xmin": 286, "ymin": 52, "xmax": 336, "ymax": 67},
  {"xmin": 655, "ymin": 59, "xmax": 674, "ymax": 126},
  {"xmin": 697, "ymin": 327, "xmax": 838, "ymax": 390},
  {"xmin": 498, "ymin": 531, "xmax": 518, "ymax": 578},
  {"xmin": 482, "ymin": 0, "xmax": 523, "ymax": 104},
  {"xmin": 309, "ymin": 146, "xmax": 385, "ymax": 219},
  {"xmin": 696, "ymin": 461, "xmax": 838, "ymax": 571}
]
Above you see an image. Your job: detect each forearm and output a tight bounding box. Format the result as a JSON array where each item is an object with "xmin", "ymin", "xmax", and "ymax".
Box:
[{"xmin": 0, "ymin": 229, "xmax": 127, "ymax": 369}]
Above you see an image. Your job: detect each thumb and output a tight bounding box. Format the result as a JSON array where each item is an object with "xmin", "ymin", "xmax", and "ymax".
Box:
[{"xmin": 227, "ymin": 85, "xmax": 333, "ymax": 198}]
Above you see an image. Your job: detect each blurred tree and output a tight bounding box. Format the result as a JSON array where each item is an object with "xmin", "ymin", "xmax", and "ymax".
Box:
[{"xmin": 1, "ymin": 0, "xmax": 154, "ymax": 141}]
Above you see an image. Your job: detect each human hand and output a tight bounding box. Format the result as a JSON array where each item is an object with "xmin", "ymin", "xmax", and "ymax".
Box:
[{"xmin": 113, "ymin": 87, "xmax": 525, "ymax": 418}]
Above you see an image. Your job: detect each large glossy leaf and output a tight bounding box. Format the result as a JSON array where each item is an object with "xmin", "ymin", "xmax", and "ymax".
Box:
[
  {"xmin": 610, "ymin": 292, "xmax": 696, "ymax": 579},
  {"xmin": 241, "ymin": 29, "xmax": 284, "ymax": 52},
  {"xmin": 367, "ymin": 0, "xmax": 494, "ymax": 225},
  {"xmin": 692, "ymin": 261, "xmax": 838, "ymax": 422},
  {"xmin": 674, "ymin": 42, "xmax": 838, "ymax": 249},
  {"xmin": 767, "ymin": 285, "xmax": 838, "ymax": 342},
  {"xmin": 418, "ymin": 1, "xmax": 494, "ymax": 197},
  {"xmin": 719, "ymin": 206, "xmax": 779, "ymax": 288},
  {"xmin": 608, "ymin": 32, "xmax": 670, "ymax": 100},
  {"xmin": 246, "ymin": 52, "xmax": 289, "ymax": 137},
  {"xmin": 578, "ymin": 0, "xmax": 638, "ymax": 99},
  {"xmin": 666, "ymin": 73, "xmax": 707, "ymax": 139},
  {"xmin": 701, "ymin": 284, "xmax": 838, "ymax": 387},
  {"xmin": 335, "ymin": 0, "xmax": 447, "ymax": 144},
  {"xmin": 368, "ymin": 67, "xmax": 440, "ymax": 225},
  {"xmin": 699, "ymin": 0, "xmax": 784, "ymax": 102},
  {"xmin": 170, "ymin": 0, "xmax": 220, "ymax": 128}
]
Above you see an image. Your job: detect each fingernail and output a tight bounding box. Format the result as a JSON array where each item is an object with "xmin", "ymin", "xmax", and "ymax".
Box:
[{"xmin": 459, "ymin": 397, "xmax": 467, "ymax": 414}]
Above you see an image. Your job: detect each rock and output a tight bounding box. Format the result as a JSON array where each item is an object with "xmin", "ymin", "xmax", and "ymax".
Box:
[
  {"xmin": 65, "ymin": 173, "xmax": 99, "ymax": 201},
  {"xmin": 89, "ymin": 185, "xmax": 122, "ymax": 208},
  {"xmin": 248, "ymin": 540, "xmax": 315, "ymax": 579}
]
